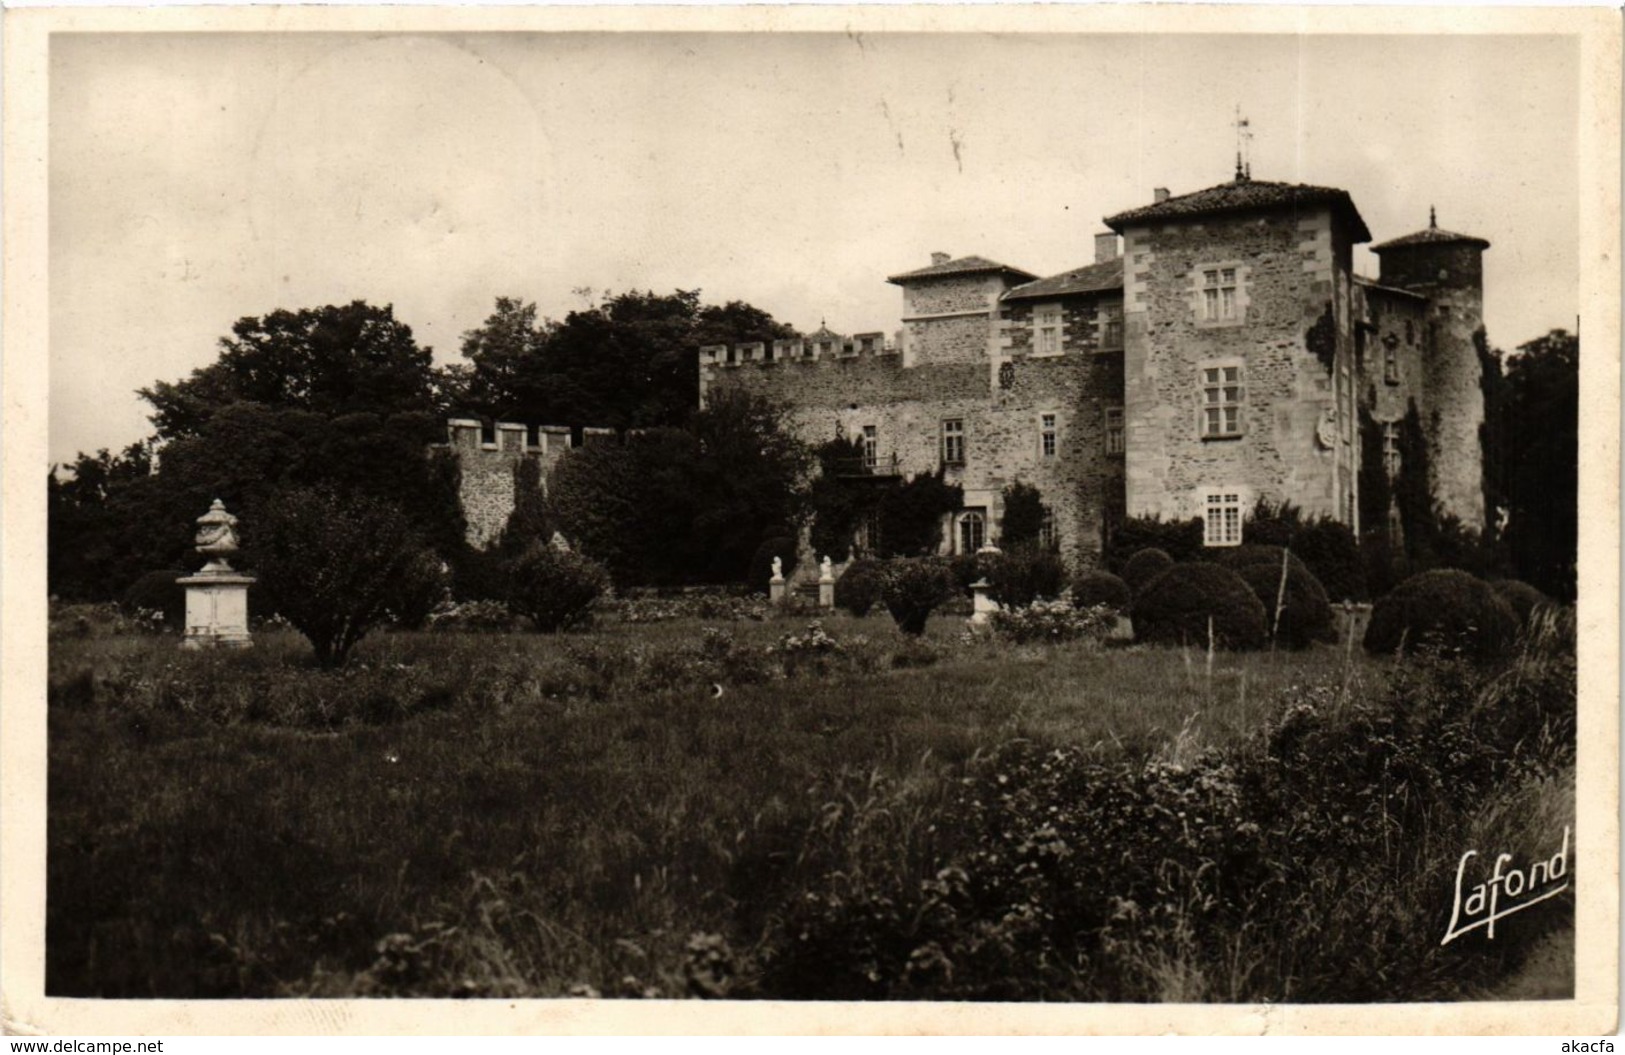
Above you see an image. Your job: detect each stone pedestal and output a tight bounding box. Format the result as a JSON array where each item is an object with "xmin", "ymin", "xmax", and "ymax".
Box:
[
  {"xmin": 769, "ymin": 574, "xmax": 787, "ymax": 605},
  {"xmin": 179, "ymin": 571, "xmax": 256, "ymax": 649},
  {"xmin": 178, "ymin": 498, "xmax": 255, "ymax": 650},
  {"xmin": 969, "ymin": 578, "xmax": 998, "ymax": 626}
]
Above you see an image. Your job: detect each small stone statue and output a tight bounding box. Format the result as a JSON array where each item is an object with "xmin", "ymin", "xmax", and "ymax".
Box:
[
  {"xmin": 193, "ymin": 499, "xmax": 241, "ymax": 573},
  {"xmin": 771, "ymin": 556, "xmax": 784, "ymax": 581},
  {"xmin": 820, "ymin": 555, "xmax": 834, "ymax": 580}
]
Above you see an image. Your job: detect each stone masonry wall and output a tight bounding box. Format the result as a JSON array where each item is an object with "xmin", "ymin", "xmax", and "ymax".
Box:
[
  {"xmin": 1120, "ymin": 208, "xmax": 1353, "ymax": 525},
  {"xmin": 704, "ymin": 326, "xmax": 1125, "ymax": 569},
  {"xmin": 443, "ymin": 420, "xmax": 575, "ymax": 547},
  {"xmin": 900, "ymin": 273, "xmax": 1007, "ymax": 368}
]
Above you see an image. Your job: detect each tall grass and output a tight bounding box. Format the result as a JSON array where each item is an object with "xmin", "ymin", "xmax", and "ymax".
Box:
[{"xmin": 46, "ymin": 605, "xmax": 1571, "ymax": 1001}]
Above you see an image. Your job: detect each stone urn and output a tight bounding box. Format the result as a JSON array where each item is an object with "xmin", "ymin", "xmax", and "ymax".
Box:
[{"xmin": 178, "ymin": 499, "xmax": 256, "ymax": 649}]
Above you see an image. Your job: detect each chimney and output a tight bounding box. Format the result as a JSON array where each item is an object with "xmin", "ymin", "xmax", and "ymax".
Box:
[
  {"xmin": 1153, "ymin": 187, "xmax": 1171, "ymax": 204},
  {"xmin": 930, "ymin": 251, "xmax": 951, "ymax": 266},
  {"xmin": 1094, "ymin": 232, "xmax": 1120, "ymax": 263}
]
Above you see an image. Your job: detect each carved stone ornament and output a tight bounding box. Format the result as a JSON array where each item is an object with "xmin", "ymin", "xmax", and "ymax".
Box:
[
  {"xmin": 193, "ymin": 499, "xmax": 241, "ymax": 571},
  {"xmin": 1315, "ymin": 410, "xmax": 1338, "ymax": 450}
]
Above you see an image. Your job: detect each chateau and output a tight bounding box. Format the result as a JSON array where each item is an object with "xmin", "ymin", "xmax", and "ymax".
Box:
[
  {"xmin": 446, "ymin": 170, "xmax": 1490, "ymax": 570},
  {"xmin": 697, "ymin": 172, "xmax": 1489, "ymax": 569}
]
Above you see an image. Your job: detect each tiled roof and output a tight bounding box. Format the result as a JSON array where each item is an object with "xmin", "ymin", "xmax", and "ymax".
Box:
[
  {"xmin": 1104, "ymin": 177, "xmax": 1372, "ymax": 243},
  {"xmin": 886, "ymin": 255, "xmax": 1039, "ymax": 285},
  {"xmin": 1002, "ymin": 258, "xmax": 1124, "ymax": 301},
  {"xmin": 1371, "ymin": 226, "xmax": 1490, "ymax": 252}
]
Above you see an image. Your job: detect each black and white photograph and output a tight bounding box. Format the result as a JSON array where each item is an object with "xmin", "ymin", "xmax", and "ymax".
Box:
[{"xmin": 4, "ymin": 3, "xmax": 1618, "ymax": 1037}]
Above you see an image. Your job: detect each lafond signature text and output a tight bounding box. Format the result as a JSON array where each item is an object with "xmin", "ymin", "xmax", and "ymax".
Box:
[{"xmin": 1442, "ymin": 825, "xmax": 1570, "ymax": 945}]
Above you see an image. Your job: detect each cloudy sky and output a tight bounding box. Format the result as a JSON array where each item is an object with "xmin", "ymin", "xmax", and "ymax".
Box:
[{"xmin": 50, "ymin": 30, "xmax": 1580, "ymax": 465}]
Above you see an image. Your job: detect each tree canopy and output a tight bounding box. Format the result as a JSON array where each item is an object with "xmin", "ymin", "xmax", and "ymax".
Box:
[{"xmin": 455, "ymin": 290, "xmax": 797, "ymax": 429}]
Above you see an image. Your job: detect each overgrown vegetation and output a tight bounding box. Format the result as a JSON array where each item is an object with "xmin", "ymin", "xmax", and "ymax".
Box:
[{"xmin": 48, "ymin": 603, "xmax": 1574, "ymax": 1001}]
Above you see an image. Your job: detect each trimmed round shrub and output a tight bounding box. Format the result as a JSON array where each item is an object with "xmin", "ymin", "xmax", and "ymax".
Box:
[
  {"xmin": 1071, "ymin": 570, "xmax": 1132, "ymax": 615},
  {"xmin": 120, "ymin": 569, "xmax": 186, "ymax": 629},
  {"xmin": 1235, "ymin": 562, "xmax": 1335, "ymax": 650},
  {"xmin": 988, "ymin": 549, "xmax": 1068, "ymax": 608},
  {"xmin": 1132, "ymin": 563, "xmax": 1268, "ymax": 650},
  {"xmin": 506, "ymin": 544, "xmax": 611, "ymax": 633},
  {"xmin": 1363, "ymin": 569, "xmax": 1518, "ymax": 659},
  {"xmin": 1122, "ymin": 548, "xmax": 1174, "ymax": 594},
  {"xmin": 1491, "ymin": 579, "xmax": 1554, "ymax": 626},
  {"xmin": 748, "ymin": 536, "xmax": 800, "ymax": 595},
  {"xmin": 880, "ymin": 557, "xmax": 957, "ymax": 636},
  {"xmin": 834, "ymin": 559, "xmax": 886, "ymax": 617}
]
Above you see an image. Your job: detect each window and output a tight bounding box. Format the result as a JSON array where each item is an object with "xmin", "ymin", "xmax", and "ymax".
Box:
[
  {"xmin": 1100, "ymin": 304, "xmax": 1124, "ymax": 350},
  {"xmin": 958, "ymin": 510, "xmax": 986, "ymax": 555},
  {"xmin": 1201, "ymin": 268, "xmax": 1239, "ymax": 322},
  {"xmin": 1035, "ymin": 304, "xmax": 1063, "ymax": 355},
  {"xmin": 1404, "ymin": 319, "xmax": 1415, "ymax": 346},
  {"xmin": 1039, "ymin": 413, "xmax": 1058, "ymax": 458},
  {"xmin": 1203, "ymin": 491, "xmax": 1244, "ymax": 547},
  {"xmin": 1382, "ymin": 422, "xmax": 1401, "ymax": 478},
  {"xmin": 941, "ymin": 419, "xmax": 965, "ymax": 466},
  {"xmin": 1104, "ymin": 406, "xmax": 1125, "ymax": 456},
  {"xmin": 998, "ymin": 361, "xmax": 1016, "ymax": 389},
  {"xmin": 1383, "ymin": 340, "xmax": 1400, "ymax": 385},
  {"xmin": 862, "ymin": 425, "xmax": 878, "ymax": 470},
  {"xmin": 1038, "ymin": 510, "xmax": 1058, "ymax": 551},
  {"xmin": 1200, "ymin": 362, "xmax": 1245, "ymax": 439}
]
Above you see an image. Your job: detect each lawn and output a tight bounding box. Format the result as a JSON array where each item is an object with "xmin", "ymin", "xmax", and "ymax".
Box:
[{"xmin": 46, "ymin": 606, "xmax": 1575, "ymax": 1002}]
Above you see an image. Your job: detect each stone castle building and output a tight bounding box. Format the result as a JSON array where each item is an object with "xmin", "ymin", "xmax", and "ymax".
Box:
[{"xmin": 697, "ymin": 172, "xmax": 1490, "ymax": 569}]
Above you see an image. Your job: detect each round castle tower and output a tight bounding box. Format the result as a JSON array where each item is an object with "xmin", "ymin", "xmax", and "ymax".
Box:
[{"xmin": 1370, "ymin": 209, "xmax": 1490, "ymax": 531}]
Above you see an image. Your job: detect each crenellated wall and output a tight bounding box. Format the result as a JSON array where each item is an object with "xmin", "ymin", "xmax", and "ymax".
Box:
[{"xmin": 441, "ymin": 419, "xmax": 580, "ymax": 547}]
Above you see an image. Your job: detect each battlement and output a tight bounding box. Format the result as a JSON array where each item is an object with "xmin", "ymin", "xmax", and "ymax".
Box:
[
  {"xmin": 699, "ymin": 329, "xmax": 900, "ymax": 370},
  {"xmin": 444, "ymin": 418, "xmax": 575, "ymax": 456},
  {"xmin": 441, "ymin": 418, "xmax": 620, "ymax": 547}
]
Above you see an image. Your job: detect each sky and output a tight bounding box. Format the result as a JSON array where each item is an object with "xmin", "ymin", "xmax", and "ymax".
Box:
[{"xmin": 49, "ymin": 30, "xmax": 1581, "ymax": 465}]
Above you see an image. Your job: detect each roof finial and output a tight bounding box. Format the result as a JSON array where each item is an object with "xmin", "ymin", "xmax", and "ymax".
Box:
[
  {"xmin": 1233, "ymin": 105, "xmax": 1253, "ymax": 181},
  {"xmin": 1429, "ymin": 205, "xmax": 1437, "ymax": 229}
]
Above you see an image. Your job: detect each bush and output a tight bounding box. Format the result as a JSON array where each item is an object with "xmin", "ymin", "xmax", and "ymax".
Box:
[
  {"xmin": 748, "ymin": 536, "xmax": 800, "ymax": 595},
  {"xmin": 426, "ymin": 599, "xmax": 515, "ymax": 633},
  {"xmin": 1243, "ymin": 500, "xmax": 1367, "ymax": 602},
  {"xmin": 506, "ymin": 544, "xmax": 611, "ymax": 633},
  {"xmin": 1234, "ymin": 563, "xmax": 1336, "ymax": 650},
  {"xmin": 389, "ymin": 551, "xmax": 451, "ymax": 630},
  {"xmin": 879, "ymin": 557, "xmax": 957, "ymax": 636},
  {"xmin": 120, "ymin": 569, "xmax": 186, "ymax": 629},
  {"xmin": 986, "ymin": 549, "xmax": 1068, "ymax": 608},
  {"xmin": 1132, "ymin": 562, "xmax": 1268, "ymax": 650},
  {"xmin": 446, "ymin": 544, "xmax": 510, "ymax": 603},
  {"xmin": 999, "ymin": 481, "xmax": 1049, "ymax": 551},
  {"xmin": 1363, "ymin": 569, "xmax": 1518, "ymax": 659},
  {"xmin": 1213, "ymin": 544, "xmax": 1309, "ymax": 578},
  {"xmin": 246, "ymin": 488, "xmax": 440, "ymax": 667},
  {"xmin": 1121, "ymin": 548, "xmax": 1174, "ymax": 594},
  {"xmin": 1070, "ymin": 570, "xmax": 1132, "ymax": 614},
  {"xmin": 989, "ymin": 599, "xmax": 1113, "ymax": 645},
  {"xmin": 948, "ymin": 552, "xmax": 995, "ymax": 597},
  {"xmin": 1492, "ymin": 579, "xmax": 1554, "ymax": 626},
  {"xmin": 1106, "ymin": 516, "xmax": 1204, "ymax": 569},
  {"xmin": 834, "ymin": 559, "xmax": 886, "ymax": 617}
]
